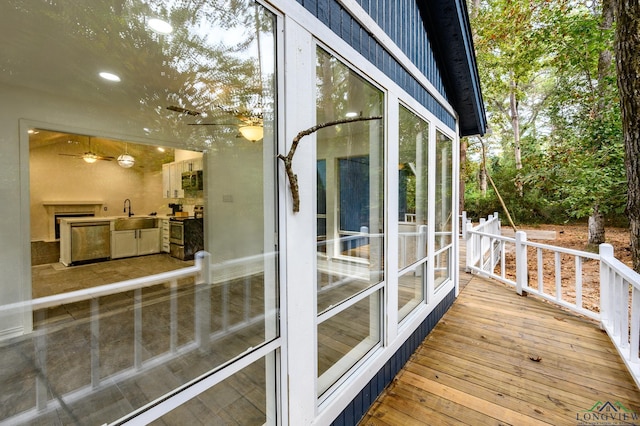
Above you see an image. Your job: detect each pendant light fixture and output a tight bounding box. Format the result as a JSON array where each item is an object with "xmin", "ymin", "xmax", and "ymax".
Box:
[
  {"xmin": 239, "ymin": 125, "xmax": 263, "ymax": 142},
  {"xmin": 117, "ymin": 143, "xmax": 135, "ymax": 168}
]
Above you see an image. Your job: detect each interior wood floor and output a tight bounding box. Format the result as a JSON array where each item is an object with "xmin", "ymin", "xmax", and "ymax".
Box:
[{"xmin": 359, "ymin": 272, "xmax": 640, "ymax": 425}]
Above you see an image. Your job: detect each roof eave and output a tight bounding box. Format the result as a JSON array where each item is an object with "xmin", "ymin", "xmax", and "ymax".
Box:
[{"xmin": 417, "ymin": 0, "xmax": 487, "ymax": 137}]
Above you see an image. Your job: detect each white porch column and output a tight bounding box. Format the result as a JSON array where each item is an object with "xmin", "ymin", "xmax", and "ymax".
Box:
[{"xmin": 283, "ymin": 17, "xmax": 317, "ymax": 424}]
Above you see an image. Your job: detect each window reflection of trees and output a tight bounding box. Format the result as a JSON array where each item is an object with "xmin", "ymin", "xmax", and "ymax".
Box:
[
  {"xmin": 3, "ymin": 1, "xmax": 279, "ymax": 423},
  {"xmin": 4, "ymin": 0, "xmax": 275, "ymax": 151}
]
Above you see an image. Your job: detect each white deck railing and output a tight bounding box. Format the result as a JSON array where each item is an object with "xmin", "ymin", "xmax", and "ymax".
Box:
[
  {"xmin": 463, "ymin": 212, "xmax": 640, "ymax": 389},
  {"xmin": 0, "ymin": 251, "xmax": 274, "ymax": 425},
  {"xmin": 600, "ymin": 245, "xmax": 640, "ymax": 386}
]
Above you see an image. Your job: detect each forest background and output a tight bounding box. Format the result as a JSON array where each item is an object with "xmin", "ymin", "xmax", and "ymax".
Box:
[{"xmin": 464, "ymin": 1, "xmax": 627, "ymax": 245}]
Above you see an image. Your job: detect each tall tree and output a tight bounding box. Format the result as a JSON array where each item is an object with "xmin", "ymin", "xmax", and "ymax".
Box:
[
  {"xmin": 473, "ymin": 0, "xmax": 555, "ymax": 198},
  {"xmin": 461, "ymin": 0, "xmax": 481, "ymax": 213},
  {"xmin": 613, "ymin": 0, "xmax": 640, "ymax": 271},
  {"xmin": 589, "ymin": 0, "xmax": 615, "ymax": 244},
  {"xmin": 543, "ymin": 0, "xmax": 623, "ymax": 245},
  {"xmin": 468, "ymin": 0, "xmax": 626, "ymax": 232}
]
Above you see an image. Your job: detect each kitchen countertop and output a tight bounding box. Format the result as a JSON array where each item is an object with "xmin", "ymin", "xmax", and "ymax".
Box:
[{"xmin": 59, "ymin": 215, "xmax": 159, "ymax": 224}]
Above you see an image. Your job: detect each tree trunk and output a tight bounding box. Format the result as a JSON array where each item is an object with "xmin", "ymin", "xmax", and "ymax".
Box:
[
  {"xmin": 586, "ymin": 0, "xmax": 614, "ymax": 246},
  {"xmin": 588, "ymin": 205, "xmax": 606, "ymax": 245},
  {"xmin": 613, "ymin": 0, "xmax": 640, "ymax": 272},
  {"xmin": 478, "ymin": 164, "xmax": 487, "ymax": 196},
  {"xmin": 510, "ymin": 79, "xmax": 523, "ymax": 196},
  {"xmin": 471, "ymin": 0, "xmax": 480, "ymax": 17},
  {"xmin": 597, "ymin": 0, "xmax": 614, "ymax": 114}
]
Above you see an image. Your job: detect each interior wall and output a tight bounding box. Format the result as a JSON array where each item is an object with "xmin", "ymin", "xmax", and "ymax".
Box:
[
  {"xmin": 205, "ymin": 143, "xmax": 265, "ymax": 262},
  {"xmin": 29, "ymin": 144, "xmax": 150, "ymax": 241},
  {"xmin": 175, "ymin": 149, "xmax": 202, "ymax": 162},
  {"xmin": 141, "ymin": 169, "xmax": 168, "ymax": 217},
  {"xmin": 0, "ymin": 82, "xmax": 193, "ymax": 336}
]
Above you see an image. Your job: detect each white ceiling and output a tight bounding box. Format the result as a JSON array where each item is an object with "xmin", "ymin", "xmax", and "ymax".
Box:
[
  {"xmin": 1, "ymin": 0, "xmax": 271, "ymax": 150},
  {"xmin": 29, "ymin": 129, "xmax": 176, "ymax": 172}
]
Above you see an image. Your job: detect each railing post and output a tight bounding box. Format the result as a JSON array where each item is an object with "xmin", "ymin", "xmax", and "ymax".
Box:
[
  {"xmin": 34, "ymin": 310, "xmax": 48, "ymax": 411},
  {"xmin": 599, "ymin": 244, "xmax": 614, "ymax": 328},
  {"xmin": 461, "ymin": 211, "xmax": 467, "ymax": 239},
  {"xmin": 360, "ymin": 226, "xmax": 369, "ymax": 260},
  {"xmin": 479, "ymin": 218, "xmax": 486, "ymax": 269},
  {"xmin": 170, "ymin": 279, "xmax": 178, "ymax": 353},
  {"xmin": 195, "ymin": 251, "xmax": 211, "ymax": 353},
  {"xmin": 134, "ymin": 288, "xmax": 142, "ymax": 370},
  {"xmin": 465, "ymin": 220, "xmax": 473, "ymax": 273},
  {"xmin": 418, "ymin": 225, "xmax": 427, "ymax": 260},
  {"xmin": 515, "ymin": 231, "xmax": 528, "ymax": 296},
  {"xmin": 90, "ymin": 298, "xmax": 100, "ymax": 389}
]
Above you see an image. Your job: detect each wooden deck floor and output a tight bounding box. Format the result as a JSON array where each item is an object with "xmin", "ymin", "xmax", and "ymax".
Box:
[{"xmin": 360, "ymin": 272, "xmax": 640, "ymax": 425}]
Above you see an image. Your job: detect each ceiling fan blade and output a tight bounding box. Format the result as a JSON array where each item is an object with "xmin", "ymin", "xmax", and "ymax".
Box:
[
  {"xmin": 58, "ymin": 153, "xmax": 113, "ymax": 161},
  {"xmin": 187, "ymin": 123, "xmax": 238, "ymax": 126},
  {"xmin": 166, "ymin": 105, "xmax": 202, "ymax": 116}
]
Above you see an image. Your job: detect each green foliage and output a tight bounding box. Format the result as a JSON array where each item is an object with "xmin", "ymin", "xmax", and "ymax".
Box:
[{"xmin": 466, "ymin": 0, "xmax": 626, "ymax": 225}]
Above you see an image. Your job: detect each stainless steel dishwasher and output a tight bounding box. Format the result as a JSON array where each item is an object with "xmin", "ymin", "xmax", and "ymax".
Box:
[{"xmin": 70, "ymin": 222, "xmax": 111, "ymax": 264}]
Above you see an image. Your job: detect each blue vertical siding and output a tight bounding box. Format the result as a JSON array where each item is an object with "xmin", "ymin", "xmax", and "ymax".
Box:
[
  {"xmin": 330, "ymin": 289, "xmax": 457, "ymax": 426},
  {"xmin": 296, "ymin": 0, "xmax": 455, "ymax": 129}
]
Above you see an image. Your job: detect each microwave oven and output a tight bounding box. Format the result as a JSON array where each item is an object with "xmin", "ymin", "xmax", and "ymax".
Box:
[{"xmin": 182, "ymin": 170, "xmax": 203, "ymax": 191}]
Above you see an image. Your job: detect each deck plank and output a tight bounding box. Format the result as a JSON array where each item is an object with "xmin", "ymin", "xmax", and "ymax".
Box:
[{"xmin": 359, "ymin": 272, "xmax": 640, "ymax": 425}]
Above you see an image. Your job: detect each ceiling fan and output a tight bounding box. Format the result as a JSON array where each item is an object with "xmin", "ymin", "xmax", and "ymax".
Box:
[
  {"xmin": 167, "ymin": 104, "xmax": 264, "ymax": 142},
  {"xmin": 58, "ymin": 137, "xmax": 114, "ymax": 163}
]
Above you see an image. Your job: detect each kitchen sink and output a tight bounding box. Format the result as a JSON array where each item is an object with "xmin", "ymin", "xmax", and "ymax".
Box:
[{"xmin": 114, "ymin": 217, "xmax": 158, "ymax": 231}]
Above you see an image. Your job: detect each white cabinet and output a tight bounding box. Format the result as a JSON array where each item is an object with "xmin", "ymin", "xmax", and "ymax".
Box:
[
  {"xmin": 139, "ymin": 229, "xmax": 161, "ymax": 255},
  {"xmin": 162, "ymin": 162, "xmax": 184, "ymax": 199},
  {"xmin": 161, "ymin": 219, "xmax": 170, "ymax": 253},
  {"xmin": 112, "ymin": 230, "xmax": 138, "ymax": 259},
  {"xmin": 171, "ymin": 162, "xmax": 184, "ymax": 198},
  {"xmin": 163, "ymin": 155, "xmax": 203, "ymax": 198},
  {"xmin": 162, "ymin": 163, "xmax": 171, "ymax": 198},
  {"xmin": 111, "ymin": 228, "xmax": 160, "ymax": 259}
]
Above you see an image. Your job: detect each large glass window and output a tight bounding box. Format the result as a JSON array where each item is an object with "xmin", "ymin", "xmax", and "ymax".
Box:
[
  {"xmin": 1, "ymin": 1, "xmax": 279, "ymax": 424},
  {"xmin": 315, "ymin": 48, "xmax": 384, "ymax": 312},
  {"xmin": 435, "ymin": 130, "xmax": 454, "ymax": 288},
  {"xmin": 315, "ymin": 48, "xmax": 384, "ymax": 396},
  {"xmin": 397, "ymin": 105, "xmax": 429, "ymax": 320},
  {"xmin": 317, "ymin": 290, "xmax": 381, "ymax": 395},
  {"xmin": 156, "ymin": 354, "xmax": 275, "ymax": 425}
]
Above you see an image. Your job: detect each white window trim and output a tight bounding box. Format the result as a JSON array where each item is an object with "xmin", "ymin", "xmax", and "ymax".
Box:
[{"xmin": 277, "ymin": 1, "xmax": 461, "ymax": 424}]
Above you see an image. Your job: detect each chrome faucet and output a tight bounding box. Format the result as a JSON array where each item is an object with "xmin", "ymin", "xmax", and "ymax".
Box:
[{"xmin": 123, "ymin": 199, "xmax": 134, "ymax": 217}]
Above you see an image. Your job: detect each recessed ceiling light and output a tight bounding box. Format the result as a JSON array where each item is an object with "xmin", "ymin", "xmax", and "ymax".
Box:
[
  {"xmin": 99, "ymin": 72, "xmax": 121, "ymax": 82},
  {"xmin": 148, "ymin": 18, "xmax": 173, "ymax": 34}
]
